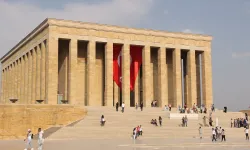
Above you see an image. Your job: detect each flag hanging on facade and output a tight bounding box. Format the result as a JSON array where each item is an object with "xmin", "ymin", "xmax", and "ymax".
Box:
[
  {"xmin": 130, "ymin": 45, "xmax": 142, "ymax": 91},
  {"xmin": 113, "ymin": 44, "xmax": 122, "ymax": 88},
  {"xmin": 113, "ymin": 45, "xmax": 142, "ymax": 91}
]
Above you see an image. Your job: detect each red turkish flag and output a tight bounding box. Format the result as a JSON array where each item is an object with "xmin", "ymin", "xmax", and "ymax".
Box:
[
  {"xmin": 130, "ymin": 46, "xmax": 142, "ymax": 91},
  {"xmin": 113, "ymin": 45, "xmax": 142, "ymax": 91},
  {"xmin": 113, "ymin": 44, "xmax": 122, "ymax": 88}
]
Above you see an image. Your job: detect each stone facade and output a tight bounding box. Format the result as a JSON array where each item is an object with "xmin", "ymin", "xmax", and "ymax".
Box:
[{"xmin": 0, "ymin": 18, "xmax": 213, "ymax": 107}]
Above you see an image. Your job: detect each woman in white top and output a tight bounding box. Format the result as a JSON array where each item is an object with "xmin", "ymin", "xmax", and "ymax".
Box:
[
  {"xmin": 38, "ymin": 128, "xmax": 44, "ymax": 150},
  {"xmin": 24, "ymin": 129, "xmax": 34, "ymax": 150},
  {"xmin": 245, "ymin": 128, "xmax": 249, "ymax": 140}
]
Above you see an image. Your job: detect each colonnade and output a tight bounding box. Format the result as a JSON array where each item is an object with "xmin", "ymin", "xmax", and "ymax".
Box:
[
  {"xmin": 1, "ymin": 37, "xmax": 212, "ymax": 108},
  {"xmin": 1, "ymin": 40, "xmax": 47, "ymax": 104}
]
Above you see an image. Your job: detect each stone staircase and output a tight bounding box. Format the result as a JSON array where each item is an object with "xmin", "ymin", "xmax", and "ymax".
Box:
[{"xmin": 47, "ymin": 106, "xmax": 246, "ymax": 140}]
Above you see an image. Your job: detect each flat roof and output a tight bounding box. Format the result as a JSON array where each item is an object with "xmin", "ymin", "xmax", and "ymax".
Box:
[{"xmin": 1, "ymin": 18, "xmax": 212, "ymax": 62}]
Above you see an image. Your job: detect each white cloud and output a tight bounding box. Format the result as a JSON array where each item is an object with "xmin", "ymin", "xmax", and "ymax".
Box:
[
  {"xmin": 232, "ymin": 52, "xmax": 250, "ymax": 58},
  {"xmin": 182, "ymin": 29, "xmax": 204, "ymax": 34},
  {"xmin": 0, "ymin": 0, "xmax": 154, "ymax": 57}
]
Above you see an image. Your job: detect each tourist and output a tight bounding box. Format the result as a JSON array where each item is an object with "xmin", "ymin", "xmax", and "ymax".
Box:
[
  {"xmin": 140, "ymin": 102, "xmax": 143, "ymax": 111},
  {"xmin": 203, "ymin": 116, "xmax": 207, "ymax": 127},
  {"xmin": 209, "ymin": 117, "xmax": 213, "ymax": 127},
  {"xmin": 132, "ymin": 127, "xmax": 137, "ymax": 140},
  {"xmin": 169, "ymin": 104, "xmax": 172, "ymax": 111},
  {"xmin": 116, "ymin": 102, "xmax": 119, "ymax": 112},
  {"xmin": 164, "ymin": 105, "xmax": 168, "ymax": 111},
  {"xmin": 212, "ymin": 128, "xmax": 216, "ymax": 142},
  {"xmin": 245, "ymin": 128, "xmax": 249, "ymax": 140},
  {"xmin": 38, "ymin": 128, "xmax": 44, "ymax": 150},
  {"xmin": 136, "ymin": 126, "xmax": 140, "ymax": 137},
  {"xmin": 184, "ymin": 115, "xmax": 188, "ymax": 127},
  {"xmin": 199, "ymin": 127, "xmax": 202, "ymax": 139},
  {"xmin": 245, "ymin": 113, "xmax": 248, "ymax": 121},
  {"xmin": 100, "ymin": 115, "xmax": 105, "ymax": 126},
  {"xmin": 221, "ymin": 129, "xmax": 226, "ymax": 142},
  {"xmin": 135, "ymin": 103, "xmax": 138, "ymax": 110},
  {"xmin": 182, "ymin": 117, "xmax": 185, "ymax": 127},
  {"xmin": 139, "ymin": 125, "xmax": 143, "ymax": 136},
  {"xmin": 231, "ymin": 118, "xmax": 233, "ymax": 128},
  {"xmin": 159, "ymin": 116, "xmax": 162, "ymax": 126},
  {"xmin": 122, "ymin": 102, "xmax": 125, "ymax": 113},
  {"xmin": 24, "ymin": 129, "xmax": 34, "ymax": 150}
]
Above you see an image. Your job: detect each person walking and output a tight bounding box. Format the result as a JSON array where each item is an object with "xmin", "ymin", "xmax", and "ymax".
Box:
[
  {"xmin": 231, "ymin": 118, "xmax": 233, "ymax": 128},
  {"xmin": 245, "ymin": 128, "xmax": 249, "ymax": 141},
  {"xmin": 116, "ymin": 102, "xmax": 119, "ymax": 112},
  {"xmin": 159, "ymin": 116, "xmax": 162, "ymax": 126},
  {"xmin": 24, "ymin": 129, "xmax": 34, "ymax": 150},
  {"xmin": 38, "ymin": 128, "xmax": 44, "ymax": 150},
  {"xmin": 122, "ymin": 102, "xmax": 125, "ymax": 113},
  {"xmin": 212, "ymin": 128, "xmax": 217, "ymax": 142},
  {"xmin": 221, "ymin": 129, "xmax": 226, "ymax": 142},
  {"xmin": 199, "ymin": 127, "xmax": 202, "ymax": 140}
]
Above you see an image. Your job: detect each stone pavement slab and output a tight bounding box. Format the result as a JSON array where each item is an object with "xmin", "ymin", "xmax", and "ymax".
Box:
[{"xmin": 0, "ymin": 137, "xmax": 249, "ymax": 150}]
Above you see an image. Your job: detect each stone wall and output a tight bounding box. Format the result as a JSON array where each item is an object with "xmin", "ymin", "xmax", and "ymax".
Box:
[{"xmin": 0, "ymin": 104, "xmax": 87, "ymax": 139}]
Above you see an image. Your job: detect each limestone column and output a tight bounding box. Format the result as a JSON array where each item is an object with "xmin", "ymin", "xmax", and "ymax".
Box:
[
  {"xmin": 28, "ymin": 51, "xmax": 33, "ymax": 103},
  {"xmin": 173, "ymin": 48, "xmax": 182, "ymax": 107},
  {"xmin": 20, "ymin": 56, "xmax": 24, "ymax": 103},
  {"xmin": 47, "ymin": 36, "xmax": 58, "ymax": 104},
  {"xmin": 158, "ymin": 46, "xmax": 167, "ymax": 107},
  {"xmin": 6, "ymin": 67, "xmax": 9, "ymax": 102},
  {"xmin": 68, "ymin": 39, "xmax": 78, "ymax": 104},
  {"xmin": 40, "ymin": 42, "xmax": 46, "ymax": 101},
  {"xmin": 32, "ymin": 49, "xmax": 37, "ymax": 104},
  {"xmin": 87, "ymin": 40, "xmax": 96, "ymax": 106},
  {"xmin": 187, "ymin": 50, "xmax": 197, "ymax": 108},
  {"xmin": 9, "ymin": 65, "xmax": 12, "ymax": 99},
  {"xmin": 1, "ymin": 70, "xmax": 4, "ymax": 102},
  {"xmin": 18, "ymin": 59, "xmax": 21, "ymax": 102},
  {"xmin": 105, "ymin": 42, "xmax": 113, "ymax": 107},
  {"xmin": 142, "ymin": 45, "xmax": 152, "ymax": 107},
  {"xmin": 201, "ymin": 50, "xmax": 213, "ymax": 107},
  {"xmin": 36, "ymin": 46, "xmax": 41, "ymax": 101},
  {"xmin": 122, "ymin": 43, "xmax": 130, "ymax": 106},
  {"xmin": 134, "ymin": 73, "xmax": 140, "ymax": 105},
  {"xmin": 13, "ymin": 62, "xmax": 16, "ymax": 99},
  {"xmin": 25, "ymin": 54, "xmax": 29, "ymax": 103},
  {"xmin": 113, "ymin": 82, "xmax": 119, "ymax": 104}
]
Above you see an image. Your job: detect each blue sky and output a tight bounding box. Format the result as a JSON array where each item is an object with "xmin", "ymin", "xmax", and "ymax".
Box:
[{"xmin": 0, "ymin": 0, "xmax": 249, "ymax": 110}]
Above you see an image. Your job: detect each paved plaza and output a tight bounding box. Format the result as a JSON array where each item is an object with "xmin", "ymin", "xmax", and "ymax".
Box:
[{"xmin": 0, "ymin": 137, "xmax": 249, "ymax": 150}]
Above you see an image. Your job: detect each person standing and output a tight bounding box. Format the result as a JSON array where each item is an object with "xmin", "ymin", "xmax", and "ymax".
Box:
[
  {"xmin": 140, "ymin": 102, "xmax": 143, "ymax": 111},
  {"xmin": 116, "ymin": 102, "xmax": 119, "ymax": 112},
  {"xmin": 245, "ymin": 128, "xmax": 249, "ymax": 141},
  {"xmin": 169, "ymin": 104, "xmax": 172, "ymax": 111},
  {"xmin": 199, "ymin": 127, "xmax": 202, "ymax": 140},
  {"xmin": 221, "ymin": 129, "xmax": 226, "ymax": 142},
  {"xmin": 139, "ymin": 125, "xmax": 143, "ymax": 136},
  {"xmin": 135, "ymin": 103, "xmax": 138, "ymax": 110},
  {"xmin": 159, "ymin": 116, "xmax": 162, "ymax": 126},
  {"xmin": 38, "ymin": 128, "xmax": 44, "ymax": 150},
  {"xmin": 24, "ymin": 129, "xmax": 34, "ymax": 150},
  {"xmin": 212, "ymin": 128, "xmax": 217, "ymax": 142},
  {"xmin": 184, "ymin": 116, "xmax": 188, "ymax": 127},
  {"xmin": 122, "ymin": 102, "xmax": 125, "ymax": 113}
]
